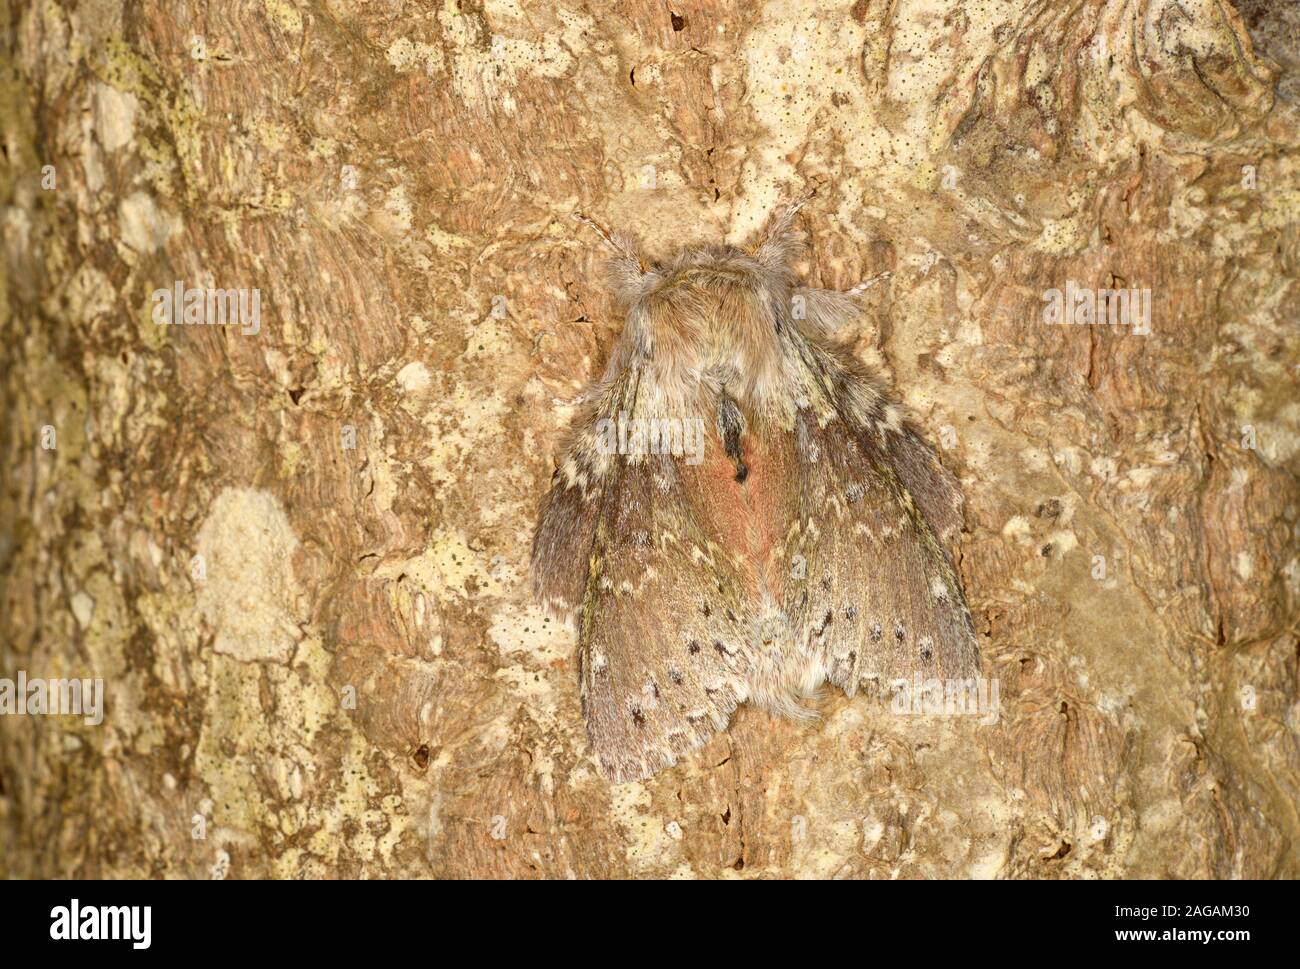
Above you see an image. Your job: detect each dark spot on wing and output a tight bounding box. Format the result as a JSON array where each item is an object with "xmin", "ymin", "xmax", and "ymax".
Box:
[{"xmin": 816, "ymin": 610, "xmax": 834, "ymax": 637}]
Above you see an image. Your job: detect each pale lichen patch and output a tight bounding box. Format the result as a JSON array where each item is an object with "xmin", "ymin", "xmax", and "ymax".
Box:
[
  {"xmin": 195, "ymin": 488, "xmax": 302, "ymax": 664},
  {"xmin": 117, "ymin": 191, "xmax": 178, "ymax": 255},
  {"xmin": 93, "ymin": 82, "xmax": 139, "ymax": 152}
]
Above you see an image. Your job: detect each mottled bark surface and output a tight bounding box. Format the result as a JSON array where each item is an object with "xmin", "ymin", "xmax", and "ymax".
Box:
[{"xmin": 1, "ymin": 0, "xmax": 1297, "ymax": 878}]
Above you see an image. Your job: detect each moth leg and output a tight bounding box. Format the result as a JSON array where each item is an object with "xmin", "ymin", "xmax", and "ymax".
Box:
[
  {"xmin": 792, "ymin": 273, "xmax": 892, "ymax": 342},
  {"xmin": 572, "ymin": 211, "xmax": 652, "ymax": 304},
  {"xmin": 753, "ymin": 190, "xmax": 816, "ymax": 268},
  {"xmin": 792, "ymin": 286, "xmax": 862, "ymax": 341}
]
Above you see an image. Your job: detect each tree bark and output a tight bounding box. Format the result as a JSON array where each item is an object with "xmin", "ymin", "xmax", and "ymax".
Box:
[{"xmin": 1, "ymin": 0, "xmax": 1297, "ymax": 878}]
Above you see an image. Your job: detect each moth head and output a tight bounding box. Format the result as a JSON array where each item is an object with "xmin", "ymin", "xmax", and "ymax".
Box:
[
  {"xmin": 574, "ymin": 190, "xmax": 813, "ymax": 307},
  {"xmin": 574, "ymin": 194, "xmax": 814, "ymax": 382}
]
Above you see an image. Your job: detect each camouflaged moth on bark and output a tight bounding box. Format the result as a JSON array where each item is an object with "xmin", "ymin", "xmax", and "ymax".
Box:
[{"xmin": 532, "ymin": 194, "xmax": 979, "ymax": 783}]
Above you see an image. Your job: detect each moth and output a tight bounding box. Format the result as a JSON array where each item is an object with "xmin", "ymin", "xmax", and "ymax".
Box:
[{"xmin": 532, "ymin": 193, "xmax": 979, "ymax": 783}]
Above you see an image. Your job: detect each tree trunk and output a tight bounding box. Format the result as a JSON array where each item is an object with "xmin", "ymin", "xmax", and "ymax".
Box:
[{"xmin": 1, "ymin": 0, "xmax": 1297, "ymax": 878}]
